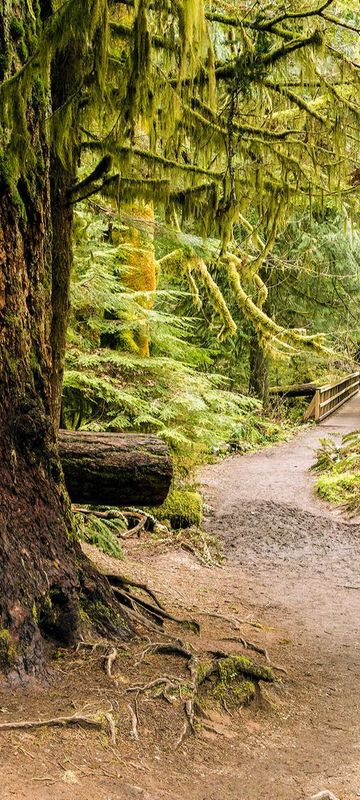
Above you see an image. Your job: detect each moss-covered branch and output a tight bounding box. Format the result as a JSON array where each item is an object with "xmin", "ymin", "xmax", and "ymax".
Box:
[
  {"xmin": 257, "ymin": 0, "xmax": 335, "ymax": 30},
  {"xmin": 263, "ymin": 79, "xmax": 328, "ymax": 125},
  {"xmin": 321, "ymin": 12, "xmax": 360, "ymax": 33},
  {"xmin": 215, "ymin": 31, "xmax": 323, "ymax": 81},
  {"xmin": 191, "ymin": 97, "xmax": 300, "ymax": 141},
  {"xmin": 82, "ymin": 140, "xmax": 224, "ymax": 180}
]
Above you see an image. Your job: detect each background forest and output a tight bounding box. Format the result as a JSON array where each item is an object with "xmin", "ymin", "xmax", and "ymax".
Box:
[
  {"xmin": 55, "ymin": 0, "xmax": 360, "ymax": 544},
  {"xmin": 0, "ymin": 0, "xmax": 359, "ymax": 676}
]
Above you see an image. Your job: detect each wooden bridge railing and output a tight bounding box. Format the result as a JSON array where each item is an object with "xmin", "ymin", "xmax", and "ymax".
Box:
[{"xmin": 304, "ymin": 372, "xmax": 360, "ymax": 423}]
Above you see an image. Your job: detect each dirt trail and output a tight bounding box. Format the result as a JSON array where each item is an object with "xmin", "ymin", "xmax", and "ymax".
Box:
[
  {"xmin": 199, "ymin": 392, "xmax": 360, "ymax": 799},
  {"xmin": 2, "ymin": 397, "xmax": 360, "ymax": 800}
]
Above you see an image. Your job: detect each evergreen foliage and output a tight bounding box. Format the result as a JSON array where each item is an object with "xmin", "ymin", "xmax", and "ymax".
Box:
[
  {"xmin": 1, "ymin": 0, "xmax": 359, "ymax": 359},
  {"xmin": 313, "ymin": 431, "xmax": 360, "ymax": 513},
  {"xmin": 64, "ymin": 204, "xmax": 290, "ymax": 473},
  {"xmin": 75, "ymin": 509, "xmax": 126, "ymax": 559}
]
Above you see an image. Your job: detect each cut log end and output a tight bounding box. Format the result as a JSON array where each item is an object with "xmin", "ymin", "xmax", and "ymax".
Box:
[{"xmin": 59, "ymin": 431, "xmax": 173, "ymax": 507}]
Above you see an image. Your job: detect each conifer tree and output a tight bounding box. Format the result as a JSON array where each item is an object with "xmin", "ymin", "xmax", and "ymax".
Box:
[{"xmin": 0, "ymin": 0, "xmax": 358, "ymax": 676}]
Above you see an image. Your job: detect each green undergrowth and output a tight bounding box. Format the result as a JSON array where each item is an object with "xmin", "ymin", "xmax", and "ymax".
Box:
[
  {"xmin": 148, "ymin": 489, "xmax": 222, "ymax": 564},
  {"xmin": 64, "ymin": 206, "xmax": 293, "ymax": 477},
  {"xmin": 75, "ymin": 510, "xmax": 126, "ymax": 559},
  {"xmin": 313, "ymin": 431, "xmax": 360, "ymax": 513},
  {"xmin": 149, "ymin": 489, "xmax": 203, "ymax": 529}
]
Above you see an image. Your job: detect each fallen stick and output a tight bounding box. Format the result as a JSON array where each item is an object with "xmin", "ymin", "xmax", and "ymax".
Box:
[
  {"xmin": 310, "ymin": 792, "xmax": 340, "ymax": 800},
  {"xmin": 0, "ymin": 714, "xmax": 103, "ymax": 733},
  {"xmin": 104, "ymin": 712, "xmax": 117, "ymax": 745},
  {"xmin": 128, "ymin": 703, "xmax": 139, "ymax": 740},
  {"xmin": 105, "ymin": 646, "xmax": 118, "ymax": 679}
]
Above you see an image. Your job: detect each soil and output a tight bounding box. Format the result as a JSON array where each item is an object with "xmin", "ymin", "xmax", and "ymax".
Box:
[{"xmin": 2, "ymin": 396, "xmax": 360, "ymax": 800}]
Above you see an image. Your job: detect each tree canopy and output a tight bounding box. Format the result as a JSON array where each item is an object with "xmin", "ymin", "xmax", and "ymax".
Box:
[{"xmin": 1, "ymin": 1, "xmax": 359, "ymax": 357}]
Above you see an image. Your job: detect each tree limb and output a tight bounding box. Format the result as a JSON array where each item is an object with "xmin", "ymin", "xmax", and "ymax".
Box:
[{"xmin": 257, "ymin": 0, "xmax": 335, "ymax": 30}]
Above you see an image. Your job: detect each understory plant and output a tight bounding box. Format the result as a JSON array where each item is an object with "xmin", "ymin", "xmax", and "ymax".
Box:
[{"xmin": 313, "ymin": 432, "xmax": 360, "ymax": 513}]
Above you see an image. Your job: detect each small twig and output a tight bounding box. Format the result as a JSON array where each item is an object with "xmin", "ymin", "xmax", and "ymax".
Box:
[
  {"xmin": 76, "ymin": 640, "xmax": 104, "ymax": 654},
  {"xmin": 0, "ymin": 714, "xmax": 103, "ymax": 733},
  {"xmin": 128, "ymin": 703, "xmax": 139, "ymax": 740},
  {"xmin": 175, "ymin": 718, "xmax": 189, "ymax": 749},
  {"xmin": 104, "ymin": 712, "xmax": 117, "ymax": 745},
  {"xmin": 338, "ymin": 584, "xmax": 360, "ymax": 590},
  {"xmin": 105, "ymin": 647, "xmax": 118, "ymax": 679}
]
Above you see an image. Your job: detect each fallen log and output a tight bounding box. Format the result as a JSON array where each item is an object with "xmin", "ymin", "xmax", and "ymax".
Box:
[
  {"xmin": 269, "ymin": 382, "xmax": 316, "ymax": 399},
  {"xmin": 58, "ymin": 431, "xmax": 172, "ymax": 507}
]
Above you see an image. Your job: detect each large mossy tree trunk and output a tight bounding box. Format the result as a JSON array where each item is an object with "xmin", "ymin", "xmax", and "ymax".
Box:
[{"xmin": 0, "ymin": 2, "xmax": 131, "ymax": 682}]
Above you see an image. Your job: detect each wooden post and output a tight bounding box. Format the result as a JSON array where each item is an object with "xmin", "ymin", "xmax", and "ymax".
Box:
[
  {"xmin": 314, "ymin": 389, "xmax": 321, "ymax": 423},
  {"xmin": 303, "ymin": 394, "xmax": 316, "ymax": 422}
]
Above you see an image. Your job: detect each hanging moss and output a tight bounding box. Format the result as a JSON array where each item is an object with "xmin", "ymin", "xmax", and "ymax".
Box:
[{"xmin": 10, "ymin": 17, "xmax": 25, "ymax": 42}]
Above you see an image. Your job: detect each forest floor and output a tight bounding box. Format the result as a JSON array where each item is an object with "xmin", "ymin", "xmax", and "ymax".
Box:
[{"xmin": 2, "ymin": 395, "xmax": 360, "ymax": 800}]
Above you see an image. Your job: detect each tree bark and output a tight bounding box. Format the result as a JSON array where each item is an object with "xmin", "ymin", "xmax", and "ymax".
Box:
[
  {"xmin": 249, "ymin": 333, "xmax": 269, "ymax": 403},
  {"xmin": 59, "ymin": 431, "xmax": 173, "ymax": 506},
  {"xmin": 49, "ymin": 44, "xmax": 79, "ymax": 430},
  {"xmin": 0, "ymin": 2, "xmax": 131, "ymax": 681}
]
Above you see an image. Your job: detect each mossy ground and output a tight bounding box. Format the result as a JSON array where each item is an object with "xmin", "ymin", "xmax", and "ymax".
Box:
[
  {"xmin": 149, "ymin": 488, "xmax": 203, "ymax": 529},
  {"xmin": 195, "ymin": 655, "xmax": 273, "ymax": 714}
]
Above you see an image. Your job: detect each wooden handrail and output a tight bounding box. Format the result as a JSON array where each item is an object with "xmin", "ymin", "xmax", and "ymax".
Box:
[{"xmin": 304, "ymin": 372, "xmax": 360, "ymax": 423}]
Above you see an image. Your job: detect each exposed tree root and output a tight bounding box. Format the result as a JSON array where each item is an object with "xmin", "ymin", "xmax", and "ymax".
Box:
[
  {"xmin": 105, "ymin": 574, "xmax": 200, "ymax": 633},
  {"xmin": 125, "ymin": 641, "xmax": 275, "ymax": 743},
  {"xmin": 128, "ymin": 702, "xmax": 139, "ymax": 740},
  {"xmin": 105, "ymin": 646, "xmax": 118, "ymax": 678},
  {"xmin": 76, "ymin": 640, "xmax": 128, "ymax": 680},
  {"xmin": 0, "ymin": 714, "xmax": 103, "ymax": 733},
  {"xmin": 104, "ymin": 712, "xmax": 117, "ymax": 744},
  {"xmin": 106, "ymin": 574, "xmax": 165, "ymax": 609},
  {"xmin": 196, "ymin": 609, "xmax": 265, "ymax": 631},
  {"xmin": 119, "ymin": 512, "xmax": 147, "ymax": 538},
  {"xmin": 221, "ymin": 635, "xmax": 271, "ymax": 662}
]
